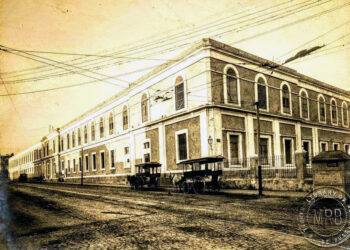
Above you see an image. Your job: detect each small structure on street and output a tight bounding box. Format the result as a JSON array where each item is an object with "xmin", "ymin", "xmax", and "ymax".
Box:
[
  {"xmin": 312, "ymin": 151, "xmax": 350, "ymax": 196},
  {"xmin": 175, "ymin": 156, "xmax": 224, "ymax": 193},
  {"xmin": 127, "ymin": 162, "xmax": 161, "ymax": 190}
]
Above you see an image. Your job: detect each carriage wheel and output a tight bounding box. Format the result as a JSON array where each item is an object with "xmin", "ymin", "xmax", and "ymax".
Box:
[
  {"xmin": 193, "ymin": 177, "xmax": 205, "ymax": 194},
  {"xmin": 181, "ymin": 182, "xmax": 190, "ymax": 194},
  {"xmin": 212, "ymin": 179, "xmax": 221, "ymax": 192}
]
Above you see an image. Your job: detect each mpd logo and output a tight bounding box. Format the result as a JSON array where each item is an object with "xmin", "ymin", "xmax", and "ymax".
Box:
[{"xmin": 299, "ymin": 187, "xmax": 350, "ymax": 247}]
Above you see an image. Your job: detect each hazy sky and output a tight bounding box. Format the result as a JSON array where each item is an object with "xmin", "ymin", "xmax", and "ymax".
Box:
[{"xmin": 1, "ymin": 0, "xmax": 350, "ymax": 154}]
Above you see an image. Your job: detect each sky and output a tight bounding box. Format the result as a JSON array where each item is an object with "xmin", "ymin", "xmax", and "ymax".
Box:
[{"xmin": 0, "ymin": 0, "xmax": 350, "ymax": 154}]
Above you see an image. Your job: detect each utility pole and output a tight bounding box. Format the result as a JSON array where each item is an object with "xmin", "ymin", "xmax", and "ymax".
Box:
[{"xmin": 253, "ymin": 101, "xmax": 262, "ymax": 196}]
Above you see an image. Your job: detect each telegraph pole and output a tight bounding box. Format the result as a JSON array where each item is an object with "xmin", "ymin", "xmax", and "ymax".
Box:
[{"xmin": 253, "ymin": 101, "xmax": 262, "ymax": 196}]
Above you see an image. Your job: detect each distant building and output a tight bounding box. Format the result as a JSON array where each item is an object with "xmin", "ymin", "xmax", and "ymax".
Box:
[
  {"xmin": 1, "ymin": 154, "xmax": 14, "ymax": 178},
  {"xmin": 8, "ymin": 38, "xmax": 350, "ymax": 185}
]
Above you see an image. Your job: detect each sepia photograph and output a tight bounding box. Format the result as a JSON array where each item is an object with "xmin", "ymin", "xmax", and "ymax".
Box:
[{"xmin": 1, "ymin": 0, "xmax": 350, "ymax": 249}]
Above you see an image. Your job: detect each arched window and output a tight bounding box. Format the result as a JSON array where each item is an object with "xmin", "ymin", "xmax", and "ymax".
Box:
[
  {"xmin": 78, "ymin": 128, "xmax": 81, "ymax": 145},
  {"xmin": 72, "ymin": 131, "xmax": 75, "ymax": 147},
  {"xmin": 67, "ymin": 134, "xmax": 70, "ymax": 149},
  {"xmin": 318, "ymin": 95, "xmax": 326, "ymax": 122},
  {"xmin": 141, "ymin": 93, "xmax": 149, "ymax": 123},
  {"xmin": 174, "ymin": 76, "xmax": 185, "ymax": 111},
  {"xmin": 123, "ymin": 105, "xmax": 128, "ymax": 130},
  {"xmin": 330, "ymin": 98, "xmax": 338, "ymax": 124},
  {"xmin": 84, "ymin": 125, "xmax": 87, "ymax": 143},
  {"xmin": 255, "ymin": 74, "xmax": 268, "ymax": 110},
  {"xmin": 109, "ymin": 112, "xmax": 114, "ymax": 135},
  {"xmin": 99, "ymin": 117, "xmax": 104, "ymax": 138},
  {"xmin": 280, "ymin": 82, "xmax": 291, "ymax": 115},
  {"xmin": 224, "ymin": 66, "xmax": 239, "ymax": 104},
  {"xmin": 342, "ymin": 102, "xmax": 349, "ymax": 127},
  {"xmin": 299, "ymin": 89, "xmax": 309, "ymax": 119},
  {"xmin": 91, "ymin": 123, "xmax": 95, "ymax": 141}
]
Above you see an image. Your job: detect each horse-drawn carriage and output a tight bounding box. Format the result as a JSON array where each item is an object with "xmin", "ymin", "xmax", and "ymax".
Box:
[
  {"xmin": 175, "ymin": 156, "xmax": 224, "ymax": 193},
  {"xmin": 127, "ymin": 162, "xmax": 161, "ymax": 190}
]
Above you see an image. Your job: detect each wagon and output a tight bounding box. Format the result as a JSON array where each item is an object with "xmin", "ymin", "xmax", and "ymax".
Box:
[
  {"xmin": 127, "ymin": 162, "xmax": 161, "ymax": 190},
  {"xmin": 175, "ymin": 156, "xmax": 224, "ymax": 193}
]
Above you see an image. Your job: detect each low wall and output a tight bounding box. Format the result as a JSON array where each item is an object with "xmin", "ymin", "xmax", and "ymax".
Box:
[{"xmin": 221, "ymin": 176, "xmax": 313, "ymax": 192}]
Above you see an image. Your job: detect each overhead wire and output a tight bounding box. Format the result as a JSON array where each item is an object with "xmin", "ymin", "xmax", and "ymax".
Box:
[
  {"xmin": 0, "ymin": 47, "xmax": 131, "ymax": 89},
  {"xmin": 0, "ymin": 0, "xmax": 295, "ymax": 77},
  {"xmin": 1, "ymin": 0, "xmax": 325, "ymax": 82}
]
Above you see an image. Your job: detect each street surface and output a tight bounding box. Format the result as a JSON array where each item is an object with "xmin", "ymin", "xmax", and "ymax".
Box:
[{"xmin": 6, "ymin": 183, "xmax": 345, "ymax": 249}]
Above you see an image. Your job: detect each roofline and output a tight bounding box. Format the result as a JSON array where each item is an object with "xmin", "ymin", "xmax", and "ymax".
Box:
[
  {"xmin": 204, "ymin": 38, "xmax": 350, "ymax": 97},
  {"xmin": 55, "ymin": 38, "xmax": 350, "ymax": 132}
]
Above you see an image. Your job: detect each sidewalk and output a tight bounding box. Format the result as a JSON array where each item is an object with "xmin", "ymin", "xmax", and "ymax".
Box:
[
  {"xmin": 24, "ymin": 180, "xmax": 308, "ymax": 199},
  {"xmin": 222, "ymin": 189, "xmax": 307, "ymax": 199}
]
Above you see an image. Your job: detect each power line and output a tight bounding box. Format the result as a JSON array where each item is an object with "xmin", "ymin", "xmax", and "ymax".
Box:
[
  {"xmin": 228, "ymin": 0, "xmax": 350, "ymax": 46},
  {"xmin": 1, "ymin": 0, "xmax": 295, "ymax": 77},
  {"xmin": 1, "ymin": 0, "xmax": 322, "ymax": 81},
  {"xmin": 0, "ymin": 47, "xmax": 130, "ymax": 89},
  {"xmin": 277, "ymin": 19, "xmax": 350, "ymax": 61}
]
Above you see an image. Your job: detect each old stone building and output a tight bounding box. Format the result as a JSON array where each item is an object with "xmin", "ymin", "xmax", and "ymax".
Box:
[{"xmin": 9, "ymin": 38, "xmax": 350, "ymax": 188}]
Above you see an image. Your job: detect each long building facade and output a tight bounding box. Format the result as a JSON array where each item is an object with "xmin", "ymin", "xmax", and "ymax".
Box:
[{"xmin": 9, "ymin": 38, "xmax": 350, "ymax": 187}]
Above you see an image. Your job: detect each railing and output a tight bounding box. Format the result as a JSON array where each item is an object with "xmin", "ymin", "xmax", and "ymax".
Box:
[
  {"xmin": 224, "ymin": 155, "xmax": 297, "ymax": 178},
  {"xmin": 261, "ymin": 165, "xmax": 297, "ymax": 178}
]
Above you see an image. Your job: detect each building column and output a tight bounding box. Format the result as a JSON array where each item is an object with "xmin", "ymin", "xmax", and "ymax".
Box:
[
  {"xmin": 273, "ymin": 119, "xmax": 281, "ymax": 167},
  {"xmin": 246, "ymin": 114, "xmax": 255, "ymax": 158},
  {"xmin": 130, "ymin": 131, "xmax": 135, "ymax": 175},
  {"xmin": 312, "ymin": 127, "xmax": 319, "ymax": 156},
  {"xmin": 158, "ymin": 123, "xmax": 167, "ymax": 174},
  {"xmin": 295, "ymin": 122, "xmax": 302, "ymax": 153},
  {"xmin": 200, "ymin": 110, "xmax": 209, "ymax": 157},
  {"xmin": 213, "ymin": 108, "xmax": 222, "ymax": 156}
]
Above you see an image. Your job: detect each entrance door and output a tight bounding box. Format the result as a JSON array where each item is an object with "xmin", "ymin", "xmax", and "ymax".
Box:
[
  {"xmin": 284, "ymin": 139, "xmax": 292, "ymax": 165},
  {"xmin": 302, "ymin": 141, "xmax": 311, "ymax": 164}
]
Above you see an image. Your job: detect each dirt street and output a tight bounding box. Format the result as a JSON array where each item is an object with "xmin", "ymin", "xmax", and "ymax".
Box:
[{"xmin": 6, "ymin": 183, "xmax": 343, "ymax": 249}]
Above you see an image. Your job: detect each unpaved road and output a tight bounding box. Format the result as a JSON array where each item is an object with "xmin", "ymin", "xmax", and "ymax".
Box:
[{"xmin": 6, "ymin": 183, "xmax": 344, "ymax": 249}]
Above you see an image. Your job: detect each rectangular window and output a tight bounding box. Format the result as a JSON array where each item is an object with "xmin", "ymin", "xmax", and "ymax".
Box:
[
  {"xmin": 284, "ymin": 139, "xmax": 292, "ymax": 165},
  {"xmin": 320, "ymin": 142, "xmax": 328, "ymax": 152},
  {"xmin": 92, "ymin": 153, "xmax": 97, "ymax": 171},
  {"xmin": 144, "ymin": 153, "xmax": 150, "ymax": 163},
  {"xmin": 110, "ymin": 150, "xmax": 115, "ymax": 169},
  {"xmin": 345, "ymin": 145, "xmax": 350, "ymax": 155},
  {"xmin": 260, "ymin": 138, "xmax": 269, "ymax": 165},
  {"xmin": 79, "ymin": 157, "xmax": 82, "ymax": 172},
  {"xmin": 61, "ymin": 161, "xmax": 64, "ymax": 174},
  {"xmin": 100, "ymin": 152, "xmax": 105, "ymax": 170},
  {"xmin": 67, "ymin": 160, "xmax": 70, "ymax": 173},
  {"xmin": 177, "ymin": 132, "xmax": 188, "ymax": 161},
  {"xmin": 124, "ymin": 146, "xmax": 130, "ymax": 168},
  {"xmin": 333, "ymin": 143, "xmax": 340, "ymax": 151},
  {"xmin": 85, "ymin": 155, "xmax": 89, "ymax": 172},
  {"xmin": 73, "ymin": 159, "xmax": 76, "ymax": 173},
  {"xmin": 143, "ymin": 140, "xmax": 151, "ymax": 163},
  {"xmin": 229, "ymin": 134, "xmax": 240, "ymax": 165}
]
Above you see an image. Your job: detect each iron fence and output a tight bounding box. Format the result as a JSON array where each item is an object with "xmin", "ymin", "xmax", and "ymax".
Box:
[{"xmin": 224, "ymin": 155, "xmax": 298, "ymax": 178}]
